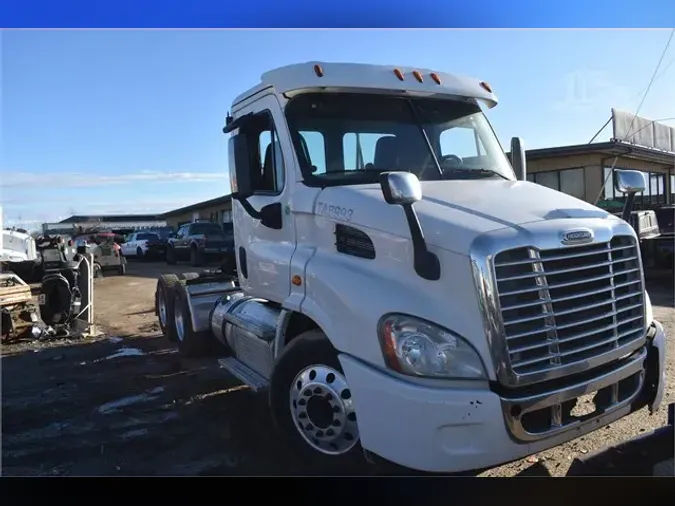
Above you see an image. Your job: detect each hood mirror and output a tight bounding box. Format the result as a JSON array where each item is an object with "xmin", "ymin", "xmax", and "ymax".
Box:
[
  {"xmin": 379, "ymin": 172, "xmax": 439, "ymax": 281},
  {"xmin": 380, "ymin": 171, "xmax": 422, "ymax": 205}
]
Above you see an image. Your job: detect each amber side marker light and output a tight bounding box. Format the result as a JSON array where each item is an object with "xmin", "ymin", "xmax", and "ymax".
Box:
[
  {"xmin": 479, "ymin": 81, "xmax": 493, "ymax": 93},
  {"xmin": 430, "ymin": 73, "xmax": 442, "ymax": 85},
  {"xmin": 313, "ymin": 64, "xmax": 324, "ymax": 77},
  {"xmin": 412, "ymin": 70, "xmax": 424, "ymax": 83},
  {"xmin": 379, "ymin": 320, "xmax": 403, "ymax": 373},
  {"xmin": 393, "ymin": 68, "xmax": 405, "ymax": 81},
  {"xmin": 292, "ymin": 275, "xmax": 303, "ymax": 286}
]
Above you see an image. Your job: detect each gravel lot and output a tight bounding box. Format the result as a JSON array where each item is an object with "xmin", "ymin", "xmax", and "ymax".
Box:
[{"xmin": 1, "ymin": 261, "xmax": 673, "ymax": 476}]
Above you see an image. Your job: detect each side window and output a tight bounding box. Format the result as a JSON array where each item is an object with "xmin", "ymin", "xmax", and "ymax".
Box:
[
  {"xmin": 127, "ymin": 234, "xmax": 136, "ymax": 242},
  {"xmin": 342, "ymin": 133, "xmax": 392, "ymax": 170},
  {"xmin": 177, "ymin": 226, "xmax": 188, "ymax": 238},
  {"xmin": 244, "ymin": 110, "xmax": 285, "ymax": 194},
  {"xmin": 298, "ymin": 131, "xmax": 326, "ymax": 174},
  {"xmin": 439, "ymin": 126, "xmax": 485, "ymax": 160}
]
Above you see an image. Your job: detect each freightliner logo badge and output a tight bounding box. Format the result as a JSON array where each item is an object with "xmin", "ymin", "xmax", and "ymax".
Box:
[{"xmin": 560, "ymin": 229, "xmax": 594, "ymax": 245}]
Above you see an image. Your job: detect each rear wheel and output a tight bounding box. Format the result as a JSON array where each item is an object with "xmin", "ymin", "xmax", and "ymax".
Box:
[
  {"xmin": 173, "ymin": 282, "xmax": 212, "ymax": 357},
  {"xmin": 117, "ymin": 263, "xmax": 126, "ymax": 275},
  {"xmin": 166, "ymin": 246, "xmax": 177, "ymax": 265},
  {"xmin": 190, "ymin": 246, "xmax": 204, "ymax": 267},
  {"xmin": 93, "ymin": 263, "xmax": 103, "ymax": 279},
  {"xmin": 156, "ymin": 274, "xmax": 181, "ymax": 339},
  {"xmin": 269, "ymin": 330, "xmax": 365, "ymax": 474}
]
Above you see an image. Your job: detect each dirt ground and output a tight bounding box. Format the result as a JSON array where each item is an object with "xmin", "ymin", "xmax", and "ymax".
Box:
[{"xmin": 1, "ymin": 261, "xmax": 673, "ymax": 476}]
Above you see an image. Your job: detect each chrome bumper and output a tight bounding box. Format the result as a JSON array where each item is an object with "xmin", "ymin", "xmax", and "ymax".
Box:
[{"xmin": 499, "ymin": 320, "xmax": 666, "ymax": 443}]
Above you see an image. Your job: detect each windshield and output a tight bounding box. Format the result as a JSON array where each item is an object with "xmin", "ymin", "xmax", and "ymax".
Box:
[{"xmin": 285, "ymin": 93, "xmax": 514, "ymax": 186}]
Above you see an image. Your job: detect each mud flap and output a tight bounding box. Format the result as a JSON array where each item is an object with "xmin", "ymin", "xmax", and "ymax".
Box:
[{"xmin": 646, "ymin": 321, "xmax": 666, "ymax": 414}]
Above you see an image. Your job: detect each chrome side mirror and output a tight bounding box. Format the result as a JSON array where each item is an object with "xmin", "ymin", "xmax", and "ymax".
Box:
[
  {"xmin": 510, "ymin": 137, "xmax": 527, "ymax": 181},
  {"xmin": 380, "ymin": 171, "xmax": 422, "ymax": 205},
  {"xmin": 614, "ymin": 170, "xmax": 647, "ymax": 223},
  {"xmin": 614, "ymin": 169, "xmax": 646, "ymax": 195}
]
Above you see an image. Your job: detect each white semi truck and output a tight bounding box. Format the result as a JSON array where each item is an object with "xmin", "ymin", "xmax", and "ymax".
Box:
[{"xmin": 155, "ymin": 62, "xmax": 667, "ymax": 473}]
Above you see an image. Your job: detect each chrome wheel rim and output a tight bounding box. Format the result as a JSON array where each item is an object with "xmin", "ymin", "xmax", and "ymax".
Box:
[
  {"xmin": 174, "ymin": 305, "xmax": 185, "ymax": 341},
  {"xmin": 158, "ymin": 291, "xmax": 167, "ymax": 327},
  {"xmin": 290, "ymin": 365, "xmax": 359, "ymax": 455}
]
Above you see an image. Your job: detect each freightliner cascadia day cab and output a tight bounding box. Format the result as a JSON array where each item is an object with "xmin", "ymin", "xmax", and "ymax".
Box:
[{"xmin": 155, "ymin": 62, "xmax": 667, "ymax": 473}]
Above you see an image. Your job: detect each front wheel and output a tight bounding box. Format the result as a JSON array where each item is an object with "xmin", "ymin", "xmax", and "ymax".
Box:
[
  {"xmin": 269, "ymin": 330, "xmax": 365, "ymax": 473},
  {"xmin": 136, "ymin": 246, "xmax": 145, "ymax": 260}
]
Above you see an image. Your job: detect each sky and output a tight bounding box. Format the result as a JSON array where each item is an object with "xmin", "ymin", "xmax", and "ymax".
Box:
[{"xmin": 1, "ymin": 29, "xmax": 674, "ymax": 230}]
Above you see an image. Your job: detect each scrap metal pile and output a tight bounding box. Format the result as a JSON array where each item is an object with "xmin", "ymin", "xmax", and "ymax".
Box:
[{"xmin": 0, "ymin": 273, "xmax": 44, "ymax": 342}]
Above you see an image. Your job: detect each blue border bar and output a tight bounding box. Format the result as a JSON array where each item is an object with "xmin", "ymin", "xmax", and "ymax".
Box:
[{"xmin": 2, "ymin": 0, "xmax": 674, "ymax": 28}]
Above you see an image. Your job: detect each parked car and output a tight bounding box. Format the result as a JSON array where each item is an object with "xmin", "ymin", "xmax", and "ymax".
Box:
[
  {"xmin": 166, "ymin": 221, "xmax": 233, "ymax": 267},
  {"xmin": 121, "ymin": 230, "xmax": 171, "ymax": 260}
]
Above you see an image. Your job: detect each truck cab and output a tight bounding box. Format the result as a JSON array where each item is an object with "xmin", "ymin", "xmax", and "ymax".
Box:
[{"xmin": 157, "ymin": 62, "xmax": 667, "ymax": 474}]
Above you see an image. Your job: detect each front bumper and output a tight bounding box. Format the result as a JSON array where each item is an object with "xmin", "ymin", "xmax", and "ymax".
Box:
[
  {"xmin": 145, "ymin": 243, "xmax": 167, "ymax": 255},
  {"xmin": 339, "ymin": 321, "xmax": 666, "ymax": 473},
  {"xmin": 202, "ymin": 247, "xmax": 232, "ymax": 255}
]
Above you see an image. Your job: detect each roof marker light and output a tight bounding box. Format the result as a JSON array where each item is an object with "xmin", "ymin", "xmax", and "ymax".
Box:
[
  {"xmin": 393, "ymin": 68, "xmax": 404, "ymax": 81},
  {"xmin": 479, "ymin": 81, "xmax": 493, "ymax": 93},
  {"xmin": 412, "ymin": 70, "xmax": 424, "ymax": 83},
  {"xmin": 313, "ymin": 64, "xmax": 324, "ymax": 77},
  {"xmin": 430, "ymin": 72, "xmax": 442, "ymax": 85}
]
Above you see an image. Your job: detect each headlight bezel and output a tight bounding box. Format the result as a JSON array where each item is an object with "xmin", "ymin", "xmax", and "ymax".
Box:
[{"xmin": 377, "ymin": 313, "xmax": 488, "ymax": 380}]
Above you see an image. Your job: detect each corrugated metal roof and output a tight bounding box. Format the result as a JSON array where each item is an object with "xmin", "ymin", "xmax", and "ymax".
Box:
[{"xmin": 162, "ymin": 194, "xmax": 232, "ymax": 217}]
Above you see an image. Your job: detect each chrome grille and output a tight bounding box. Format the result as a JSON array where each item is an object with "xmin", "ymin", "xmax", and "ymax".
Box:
[{"xmin": 493, "ymin": 236, "xmax": 645, "ymax": 378}]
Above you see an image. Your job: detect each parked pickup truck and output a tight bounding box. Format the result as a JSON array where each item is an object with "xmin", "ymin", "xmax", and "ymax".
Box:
[
  {"xmin": 121, "ymin": 228, "xmax": 173, "ymax": 260},
  {"xmin": 154, "ymin": 62, "xmax": 667, "ymax": 474},
  {"xmin": 617, "ymin": 209, "xmax": 674, "ymax": 275},
  {"xmin": 166, "ymin": 221, "xmax": 234, "ymax": 267}
]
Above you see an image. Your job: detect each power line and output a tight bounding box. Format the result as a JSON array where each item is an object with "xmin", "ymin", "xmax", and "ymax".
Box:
[
  {"xmin": 588, "ymin": 116, "xmax": 612, "ymax": 144},
  {"xmin": 594, "ymin": 28, "xmax": 675, "ymax": 205}
]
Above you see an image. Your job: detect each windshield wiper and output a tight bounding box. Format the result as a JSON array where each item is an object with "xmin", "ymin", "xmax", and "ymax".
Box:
[
  {"xmin": 442, "ymin": 168, "xmax": 507, "ymax": 180},
  {"xmin": 406, "ymin": 99, "xmax": 443, "ymax": 178}
]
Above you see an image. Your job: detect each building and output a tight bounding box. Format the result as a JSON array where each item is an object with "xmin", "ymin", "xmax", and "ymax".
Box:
[
  {"xmin": 162, "ymin": 195, "xmax": 233, "ymax": 229},
  {"xmin": 522, "ymin": 139, "xmax": 674, "ymax": 211},
  {"xmin": 42, "ymin": 214, "xmax": 166, "ymax": 236},
  {"xmin": 517, "ymin": 109, "xmax": 674, "ymax": 211}
]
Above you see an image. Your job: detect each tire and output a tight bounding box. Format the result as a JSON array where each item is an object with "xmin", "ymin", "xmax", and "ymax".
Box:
[
  {"xmin": 269, "ymin": 330, "xmax": 365, "ymax": 474},
  {"xmin": 172, "ymin": 282, "xmax": 212, "ymax": 357},
  {"xmin": 136, "ymin": 247, "xmax": 145, "ymax": 261},
  {"xmin": 156, "ymin": 274, "xmax": 182, "ymax": 340},
  {"xmin": 179, "ymin": 272, "xmax": 200, "ymax": 282},
  {"xmin": 190, "ymin": 246, "xmax": 204, "ymax": 267},
  {"xmin": 93, "ymin": 263, "xmax": 103, "ymax": 279},
  {"xmin": 118, "ymin": 263, "xmax": 126, "ymax": 276},
  {"xmin": 166, "ymin": 246, "xmax": 177, "ymax": 265}
]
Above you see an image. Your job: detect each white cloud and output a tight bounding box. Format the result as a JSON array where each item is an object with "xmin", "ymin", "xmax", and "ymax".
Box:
[{"xmin": 0, "ymin": 170, "xmax": 229, "ymax": 189}]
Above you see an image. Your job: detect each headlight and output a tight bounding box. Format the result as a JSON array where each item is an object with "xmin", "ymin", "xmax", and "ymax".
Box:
[
  {"xmin": 378, "ymin": 314, "xmax": 486, "ymax": 379},
  {"xmin": 645, "ymin": 290, "xmax": 653, "ymax": 327}
]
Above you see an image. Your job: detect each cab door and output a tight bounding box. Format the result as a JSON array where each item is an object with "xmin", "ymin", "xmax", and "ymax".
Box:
[{"xmin": 231, "ymin": 94, "xmax": 297, "ymax": 303}]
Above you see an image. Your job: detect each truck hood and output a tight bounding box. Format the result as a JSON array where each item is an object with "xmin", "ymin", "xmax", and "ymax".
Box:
[
  {"xmin": 1, "ymin": 248, "xmax": 31, "ymax": 262},
  {"xmin": 315, "ymin": 179, "xmax": 618, "ymax": 255}
]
